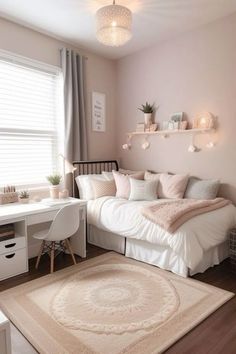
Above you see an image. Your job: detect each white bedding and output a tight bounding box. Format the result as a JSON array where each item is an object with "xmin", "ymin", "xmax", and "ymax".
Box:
[{"xmin": 87, "ymin": 197, "xmax": 236, "ymax": 271}]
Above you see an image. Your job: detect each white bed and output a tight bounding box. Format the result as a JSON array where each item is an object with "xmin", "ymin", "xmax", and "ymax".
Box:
[{"xmin": 87, "ymin": 196, "xmax": 236, "ymax": 277}]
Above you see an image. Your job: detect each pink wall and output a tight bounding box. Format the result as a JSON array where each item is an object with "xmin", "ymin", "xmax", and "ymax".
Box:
[{"xmin": 116, "ymin": 13, "xmax": 236, "ymax": 203}]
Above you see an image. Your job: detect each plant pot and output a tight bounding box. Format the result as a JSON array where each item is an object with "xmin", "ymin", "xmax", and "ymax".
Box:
[
  {"xmin": 144, "ymin": 113, "xmax": 152, "ymax": 128},
  {"xmin": 50, "ymin": 185, "xmax": 60, "ymax": 199},
  {"xmin": 19, "ymin": 198, "xmax": 29, "ymax": 204}
]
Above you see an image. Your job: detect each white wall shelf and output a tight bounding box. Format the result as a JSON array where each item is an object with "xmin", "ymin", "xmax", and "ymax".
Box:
[
  {"xmin": 127, "ymin": 128, "xmax": 214, "ymax": 137},
  {"xmin": 123, "ymin": 128, "xmax": 216, "ymax": 152}
]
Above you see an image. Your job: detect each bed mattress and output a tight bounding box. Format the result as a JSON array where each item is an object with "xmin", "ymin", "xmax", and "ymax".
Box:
[{"xmin": 87, "ymin": 197, "xmax": 236, "ymax": 271}]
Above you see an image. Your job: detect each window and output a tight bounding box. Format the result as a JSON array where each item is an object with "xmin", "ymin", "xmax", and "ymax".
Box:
[{"xmin": 0, "ymin": 51, "xmax": 63, "ymax": 189}]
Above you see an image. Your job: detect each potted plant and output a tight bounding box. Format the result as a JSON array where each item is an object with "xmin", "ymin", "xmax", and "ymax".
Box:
[
  {"xmin": 138, "ymin": 102, "xmax": 155, "ymax": 128},
  {"xmin": 18, "ymin": 190, "xmax": 30, "ymax": 204},
  {"xmin": 46, "ymin": 174, "xmax": 62, "ymax": 199}
]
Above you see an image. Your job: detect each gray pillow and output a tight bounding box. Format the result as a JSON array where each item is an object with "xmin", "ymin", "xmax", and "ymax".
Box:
[{"xmin": 184, "ymin": 177, "xmax": 220, "ymax": 200}]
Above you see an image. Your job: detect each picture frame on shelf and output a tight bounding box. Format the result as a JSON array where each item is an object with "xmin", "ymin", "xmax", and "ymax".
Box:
[
  {"xmin": 136, "ymin": 123, "xmax": 145, "ymax": 132},
  {"xmin": 170, "ymin": 112, "xmax": 184, "ymax": 130},
  {"xmin": 162, "ymin": 121, "xmax": 169, "ymax": 131}
]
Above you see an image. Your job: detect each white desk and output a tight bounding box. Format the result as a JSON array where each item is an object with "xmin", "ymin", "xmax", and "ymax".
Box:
[{"xmin": 0, "ymin": 198, "xmax": 86, "ymax": 281}]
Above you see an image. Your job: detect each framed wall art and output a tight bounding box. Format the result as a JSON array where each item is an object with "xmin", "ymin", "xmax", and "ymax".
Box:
[{"xmin": 92, "ymin": 92, "xmax": 106, "ymax": 132}]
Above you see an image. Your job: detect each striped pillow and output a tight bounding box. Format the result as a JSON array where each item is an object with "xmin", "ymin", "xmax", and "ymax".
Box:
[{"xmin": 91, "ymin": 179, "xmax": 116, "ymax": 199}]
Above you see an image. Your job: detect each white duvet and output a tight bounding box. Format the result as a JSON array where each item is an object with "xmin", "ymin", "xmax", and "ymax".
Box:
[{"xmin": 87, "ymin": 197, "xmax": 236, "ymax": 270}]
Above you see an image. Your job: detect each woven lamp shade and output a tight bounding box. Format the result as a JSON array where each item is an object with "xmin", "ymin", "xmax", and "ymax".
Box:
[{"xmin": 96, "ymin": 4, "xmax": 132, "ymax": 47}]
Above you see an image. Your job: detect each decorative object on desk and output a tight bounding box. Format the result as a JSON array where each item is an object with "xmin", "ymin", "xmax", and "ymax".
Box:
[
  {"xmin": 136, "ymin": 123, "xmax": 145, "ymax": 132},
  {"xmin": 59, "ymin": 189, "xmax": 69, "ymax": 199},
  {"xmin": 0, "ymin": 186, "xmax": 18, "ymax": 205},
  {"xmin": 92, "ymin": 92, "xmax": 106, "ymax": 132},
  {"xmin": 150, "ymin": 123, "xmax": 158, "ymax": 132},
  {"xmin": 138, "ymin": 102, "xmax": 155, "ymax": 129},
  {"xmin": 47, "ymin": 174, "xmax": 62, "ymax": 199},
  {"xmin": 18, "ymin": 190, "xmax": 30, "ymax": 204},
  {"xmin": 193, "ymin": 112, "xmax": 215, "ymax": 129},
  {"xmin": 33, "ymin": 196, "xmax": 42, "ymax": 203}
]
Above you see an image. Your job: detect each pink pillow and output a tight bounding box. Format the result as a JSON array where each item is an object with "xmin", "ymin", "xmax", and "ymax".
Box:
[
  {"xmin": 158, "ymin": 173, "xmax": 189, "ymax": 199},
  {"xmin": 113, "ymin": 171, "xmax": 144, "ymax": 199}
]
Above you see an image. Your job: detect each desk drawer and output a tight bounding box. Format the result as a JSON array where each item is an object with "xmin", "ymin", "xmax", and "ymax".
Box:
[
  {"xmin": 0, "ymin": 248, "xmax": 28, "ymax": 280},
  {"xmin": 0, "ymin": 236, "xmax": 26, "ymax": 255},
  {"xmin": 27, "ymin": 210, "xmax": 58, "ymax": 225}
]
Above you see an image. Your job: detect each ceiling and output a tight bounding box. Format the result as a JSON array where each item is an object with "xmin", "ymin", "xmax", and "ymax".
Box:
[{"xmin": 0, "ymin": 0, "xmax": 236, "ymax": 60}]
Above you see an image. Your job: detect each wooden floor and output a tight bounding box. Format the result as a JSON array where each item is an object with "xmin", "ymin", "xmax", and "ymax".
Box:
[{"xmin": 1, "ymin": 244, "xmax": 236, "ymax": 354}]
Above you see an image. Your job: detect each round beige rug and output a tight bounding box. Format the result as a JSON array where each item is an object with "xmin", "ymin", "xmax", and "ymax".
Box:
[{"xmin": 51, "ymin": 263, "xmax": 179, "ymax": 334}]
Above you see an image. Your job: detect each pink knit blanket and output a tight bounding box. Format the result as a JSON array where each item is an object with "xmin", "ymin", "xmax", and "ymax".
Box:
[{"xmin": 141, "ymin": 198, "xmax": 231, "ymax": 233}]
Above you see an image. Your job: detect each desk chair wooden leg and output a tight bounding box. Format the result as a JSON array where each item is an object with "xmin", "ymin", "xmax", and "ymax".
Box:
[
  {"xmin": 50, "ymin": 241, "xmax": 55, "ymax": 273},
  {"xmin": 35, "ymin": 240, "xmax": 45, "ymax": 269},
  {"xmin": 65, "ymin": 238, "xmax": 77, "ymax": 265}
]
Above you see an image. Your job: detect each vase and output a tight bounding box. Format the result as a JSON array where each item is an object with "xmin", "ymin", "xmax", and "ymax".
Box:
[
  {"xmin": 19, "ymin": 198, "xmax": 29, "ymax": 204},
  {"xmin": 50, "ymin": 185, "xmax": 60, "ymax": 199},
  {"xmin": 144, "ymin": 113, "xmax": 152, "ymax": 128}
]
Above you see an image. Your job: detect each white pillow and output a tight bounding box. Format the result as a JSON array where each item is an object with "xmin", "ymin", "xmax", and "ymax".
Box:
[
  {"xmin": 102, "ymin": 171, "xmax": 114, "ymax": 181},
  {"xmin": 75, "ymin": 174, "xmax": 105, "ymax": 200},
  {"xmin": 119, "ymin": 168, "xmax": 144, "ymax": 175},
  {"xmin": 129, "ymin": 178, "xmax": 158, "ymax": 201}
]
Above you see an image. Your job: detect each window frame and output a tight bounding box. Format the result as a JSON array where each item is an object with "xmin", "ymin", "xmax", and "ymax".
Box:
[{"xmin": 0, "ymin": 49, "xmax": 64, "ymax": 190}]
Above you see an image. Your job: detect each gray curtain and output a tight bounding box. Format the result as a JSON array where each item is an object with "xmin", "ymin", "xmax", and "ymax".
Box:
[{"xmin": 61, "ymin": 48, "xmax": 88, "ymax": 195}]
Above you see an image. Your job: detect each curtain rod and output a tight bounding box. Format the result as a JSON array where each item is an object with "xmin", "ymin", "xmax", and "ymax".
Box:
[{"xmin": 59, "ymin": 48, "xmax": 88, "ymax": 60}]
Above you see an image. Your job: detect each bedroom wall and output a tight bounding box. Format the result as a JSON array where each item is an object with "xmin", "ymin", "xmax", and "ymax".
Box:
[
  {"xmin": 116, "ymin": 12, "xmax": 236, "ymax": 203},
  {"xmin": 0, "ymin": 17, "xmax": 117, "ymax": 161}
]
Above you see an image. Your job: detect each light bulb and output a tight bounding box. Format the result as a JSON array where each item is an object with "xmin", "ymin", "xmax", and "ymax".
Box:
[
  {"xmin": 141, "ymin": 141, "xmax": 150, "ymax": 150},
  {"xmin": 206, "ymin": 141, "xmax": 215, "ymax": 149},
  {"xmin": 188, "ymin": 144, "xmax": 197, "ymax": 153},
  {"xmin": 122, "ymin": 143, "xmax": 131, "ymax": 150}
]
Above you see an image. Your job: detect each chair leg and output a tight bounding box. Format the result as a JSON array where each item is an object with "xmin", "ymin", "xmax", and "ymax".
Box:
[
  {"xmin": 65, "ymin": 238, "xmax": 77, "ymax": 265},
  {"xmin": 35, "ymin": 240, "xmax": 45, "ymax": 269},
  {"xmin": 50, "ymin": 241, "xmax": 55, "ymax": 274}
]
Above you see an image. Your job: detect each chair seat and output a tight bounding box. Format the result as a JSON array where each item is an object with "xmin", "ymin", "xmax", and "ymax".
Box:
[{"xmin": 32, "ymin": 229, "xmax": 50, "ymax": 240}]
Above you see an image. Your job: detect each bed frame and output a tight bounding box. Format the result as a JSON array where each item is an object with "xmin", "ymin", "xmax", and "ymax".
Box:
[
  {"xmin": 72, "ymin": 160, "xmax": 119, "ymax": 198},
  {"xmin": 73, "ymin": 159, "xmax": 229, "ymax": 277}
]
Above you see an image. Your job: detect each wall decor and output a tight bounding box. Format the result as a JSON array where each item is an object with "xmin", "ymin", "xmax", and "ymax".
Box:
[
  {"xmin": 136, "ymin": 123, "xmax": 145, "ymax": 132},
  {"xmin": 150, "ymin": 123, "xmax": 158, "ymax": 132},
  {"xmin": 92, "ymin": 92, "xmax": 106, "ymax": 132},
  {"xmin": 193, "ymin": 112, "xmax": 215, "ymax": 129},
  {"xmin": 162, "ymin": 121, "xmax": 169, "ymax": 130},
  {"xmin": 170, "ymin": 112, "xmax": 183, "ymax": 129}
]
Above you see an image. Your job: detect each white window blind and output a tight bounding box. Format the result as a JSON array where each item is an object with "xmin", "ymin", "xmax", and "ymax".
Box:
[{"xmin": 0, "ymin": 52, "xmax": 63, "ymax": 188}]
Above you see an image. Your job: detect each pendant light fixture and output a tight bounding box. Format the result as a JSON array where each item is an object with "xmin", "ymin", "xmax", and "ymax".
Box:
[{"xmin": 96, "ymin": 0, "xmax": 132, "ymax": 47}]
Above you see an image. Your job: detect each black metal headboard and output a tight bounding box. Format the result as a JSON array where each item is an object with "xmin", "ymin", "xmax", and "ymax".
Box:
[{"xmin": 72, "ymin": 160, "xmax": 119, "ymax": 198}]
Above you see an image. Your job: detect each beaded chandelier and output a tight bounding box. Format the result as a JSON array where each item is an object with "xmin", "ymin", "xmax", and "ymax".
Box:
[{"xmin": 96, "ymin": 0, "xmax": 132, "ymax": 47}]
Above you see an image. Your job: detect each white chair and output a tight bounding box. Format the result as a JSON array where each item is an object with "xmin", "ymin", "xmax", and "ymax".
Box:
[{"xmin": 33, "ymin": 203, "xmax": 80, "ymax": 273}]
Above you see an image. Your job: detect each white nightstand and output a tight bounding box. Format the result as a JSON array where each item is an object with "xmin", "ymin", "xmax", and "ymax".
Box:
[{"xmin": 0, "ymin": 311, "xmax": 11, "ymax": 354}]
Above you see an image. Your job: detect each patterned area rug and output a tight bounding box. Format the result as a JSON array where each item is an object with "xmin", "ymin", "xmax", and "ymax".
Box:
[{"xmin": 0, "ymin": 253, "xmax": 233, "ymax": 354}]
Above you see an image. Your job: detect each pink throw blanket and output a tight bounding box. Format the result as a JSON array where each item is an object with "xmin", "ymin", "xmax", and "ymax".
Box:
[{"xmin": 141, "ymin": 198, "xmax": 231, "ymax": 233}]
